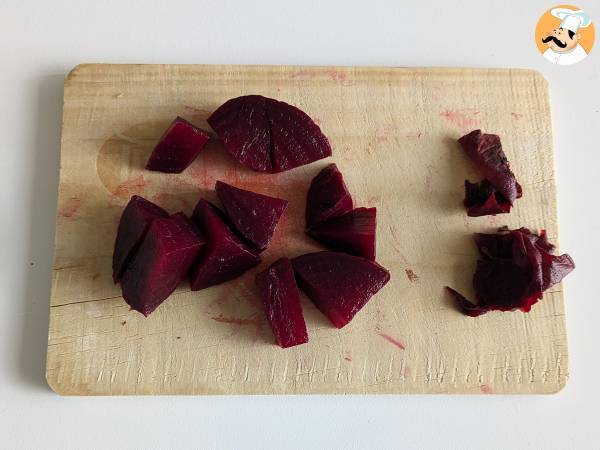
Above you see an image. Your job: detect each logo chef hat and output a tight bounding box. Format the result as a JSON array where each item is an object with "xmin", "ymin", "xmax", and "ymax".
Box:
[{"xmin": 551, "ymin": 8, "xmax": 592, "ymax": 33}]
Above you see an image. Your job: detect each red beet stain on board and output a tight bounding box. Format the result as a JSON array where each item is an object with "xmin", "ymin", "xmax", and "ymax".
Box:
[
  {"xmin": 374, "ymin": 123, "xmax": 394, "ymax": 143},
  {"xmin": 424, "ymin": 163, "xmax": 434, "ymax": 192},
  {"xmin": 150, "ymin": 192, "xmax": 192, "ymax": 213},
  {"xmin": 511, "ymin": 112, "xmax": 523, "ymax": 120},
  {"xmin": 377, "ymin": 332, "xmax": 406, "ymax": 350},
  {"xmin": 290, "ymin": 69, "xmax": 317, "ymax": 79},
  {"xmin": 440, "ymin": 109, "xmax": 479, "ymax": 128},
  {"xmin": 405, "ymin": 269, "xmax": 419, "ymax": 282},
  {"xmin": 211, "ymin": 313, "xmax": 263, "ymax": 331},
  {"xmin": 325, "ymin": 70, "xmax": 354, "ymax": 86},
  {"xmin": 366, "ymin": 196, "xmax": 380, "ymax": 206},
  {"xmin": 388, "ymin": 225, "xmax": 407, "ymax": 261},
  {"xmin": 183, "ymin": 105, "xmax": 212, "ymax": 121},
  {"xmin": 447, "ymin": 227, "xmax": 575, "ymax": 316},
  {"xmin": 113, "ymin": 174, "xmax": 147, "ymax": 198},
  {"xmin": 58, "ymin": 196, "xmax": 82, "ymax": 218},
  {"xmin": 480, "ymin": 384, "xmax": 493, "ymax": 394},
  {"xmin": 343, "ymin": 351, "xmax": 352, "ymax": 362}
]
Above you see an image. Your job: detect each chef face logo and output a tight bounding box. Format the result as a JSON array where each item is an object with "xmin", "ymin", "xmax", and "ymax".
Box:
[
  {"xmin": 535, "ymin": 5, "xmax": 595, "ymax": 65},
  {"xmin": 542, "ymin": 27, "xmax": 580, "ymax": 52}
]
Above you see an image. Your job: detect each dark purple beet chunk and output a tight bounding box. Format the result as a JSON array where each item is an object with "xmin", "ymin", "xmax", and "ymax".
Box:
[
  {"xmin": 447, "ymin": 227, "xmax": 574, "ymax": 316},
  {"xmin": 307, "ymin": 207, "xmax": 377, "ymax": 260},
  {"xmin": 458, "ymin": 130, "xmax": 522, "ymax": 216},
  {"xmin": 207, "ymin": 96, "xmax": 272, "ymax": 172},
  {"xmin": 292, "ymin": 251, "xmax": 390, "ymax": 328},
  {"xmin": 190, "ymin": 199, "xmax": 261, "ymax": 290},
  {"xmin": 112, "ymin": 195, "xmax": 168, "ymax": 283},
  {"xmin": 146, "ymin": 117, "xmax": 210, "ymax": 173},
  {"xmin": 216, "ymin": 181, "xmax": 288, "ymax": 252},
  {"xmin": 464, "ymin": 179, "xmax": 512, "ymax": 216},
  {"xmin": 256, "ymin": 258, "xmax": 308, "ymax": 348},
  {"xmin": 207, "ymin": 95, "xmax": 331, "ymax": 173},
  {"xmin": 305, "ymin": 163, "xmax": 353, "ymax": 229},
  {"xmin": 265, "ymin": 98, "xmax": 332, "ymax": 172},
  {"xmin": 121, "ymin": 213, "xmax": 205, "ymax": 316}
]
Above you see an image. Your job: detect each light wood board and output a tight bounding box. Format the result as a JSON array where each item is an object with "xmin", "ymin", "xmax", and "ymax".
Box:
[{"xmin": 46, "ymin": 64, "xmax": 568, "ymax": 395}]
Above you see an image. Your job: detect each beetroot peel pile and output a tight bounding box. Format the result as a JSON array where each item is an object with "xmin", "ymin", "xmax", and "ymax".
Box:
[
  {"xmin": 458, "ymin": 130, "xmax": 522, "ymax": 217},
  {"xmin": 446, "ymin": 227, "xmax": 574, "ymax": 317}
]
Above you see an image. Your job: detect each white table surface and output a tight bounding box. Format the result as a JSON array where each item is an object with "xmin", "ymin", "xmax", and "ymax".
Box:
[{"xmin": 1, "ymin": 0, "xmax": 598, "ymax": 448}]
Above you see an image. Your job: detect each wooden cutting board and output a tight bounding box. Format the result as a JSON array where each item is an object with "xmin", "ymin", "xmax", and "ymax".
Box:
[{"xmin": 46, "ymin": 64, "xmax": 568, "ymax": 395}]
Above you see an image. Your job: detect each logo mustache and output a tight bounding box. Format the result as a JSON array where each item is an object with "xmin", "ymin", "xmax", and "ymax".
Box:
[{"xmin": 542, "ymin": 35, "xmax": 567, "ymax": 48}]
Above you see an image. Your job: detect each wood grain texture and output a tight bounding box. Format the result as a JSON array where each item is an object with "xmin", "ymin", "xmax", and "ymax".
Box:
[{"xmin": 46, "ymin": 64, "xmax": 568, "ymax": 395}]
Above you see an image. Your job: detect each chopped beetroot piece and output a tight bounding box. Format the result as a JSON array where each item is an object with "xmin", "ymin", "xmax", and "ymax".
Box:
[
  {"xmin": 208, "ymin": 96, "xmax": 272, "ymax": 171},
  {"xmin": 256, "ymin": 258, "xmax": 308, "ymax": 348},
  {"xmin": 458, "ymin": 130, "xmax": 522, "ymax": 215},
  {"xmin": 305, "ymin": 163, "xmax": 353, "ymax": 229},
  {"xmin": 112, "ymin": 195, "xmax": 168, "ymax": 283},
  {"xmin": 464, "ymin": 179, "xmax": 512, "ymax": 216},
  {"xmin": 292, "ymin": 251, "xmax": 390, "ymax": 328},
  {"xmin": 216, "ymin": 181, "xmax": 288, "ymax": 252},
  {"xmin": 266, "ymin": 97, "xmax": 332, "ymax": 172},
  {"xmin": 121, "ymin": 213, "xmax": 205, "ymax": 316},
  {"xmin": 190, "ymin": 199, "xmax": 261, "ymax": 290},
  {"xmin": 207, "ymin": 95, "xmax": 332, "ymax": 173},
  {"xmin": 447, "ymin": 227, "xmax": 575, "ymax": 316},
  {"xmin": 146, "ymin": 117, "xmax": 210, "ymax": 173},
  {"xmin": 307, "ymin": 207, "xmax": 377, "ymax": 260}
]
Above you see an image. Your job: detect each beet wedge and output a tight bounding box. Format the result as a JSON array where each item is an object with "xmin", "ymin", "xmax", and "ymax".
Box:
[
  {"xmin": 208, "ymin": 96, "xmax": 271, "ymax": 171},
  {"xmin": 305, "ymin": 163, "xmax": 353, "ymax": 229},
  {"xmin": 216, "ymin": 181, "xmax": 288, "ymax": 252},
  {"xmin": 121, "ymin": 213, "xmax": 205, "ymax": 316},
  {"xmin": 266, "ymin": 97, "xmax": 332, "ymax": 172},
  {"xmin": 446, "ymin": 227, "xmax": 575, "ymax": 316},
  {"xmin": 146, "ymin": 117, "xmax": 210, "ymax": 173},
  {"xmin": 307, "ymin": 207, "xmax": 377, "ymax": 260},
  {"xmin": 207, "ymin": 95, "xmax": 332, "ymax": 173},
  {"xmin": 292, "ymin": 251, "xmax": 390, "ymax": 328},
  {"xmin": 256, "ymin": 258, "xmax": 308, "ymax": 348},
  {"xmin": 112, "ymin": 195, "xmax": 168, "ymax": 283},
  {"xmin": 190, "ymin": 199, "xmax": 261, "ymax": 290},
  {"xmin": 458, "ymin": 130, "xmax": 522, "ymax": 216}
]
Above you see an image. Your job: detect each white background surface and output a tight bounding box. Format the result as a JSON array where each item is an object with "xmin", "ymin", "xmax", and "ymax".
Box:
[{"xmin": 1, "ymin": 0, "xmax": 598, "ymax": 448}]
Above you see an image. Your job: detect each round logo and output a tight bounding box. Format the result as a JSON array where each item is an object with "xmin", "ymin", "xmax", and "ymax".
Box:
[{"xmin": 535, "ymin": 5, "xmax": 595, "ymax": 65}]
